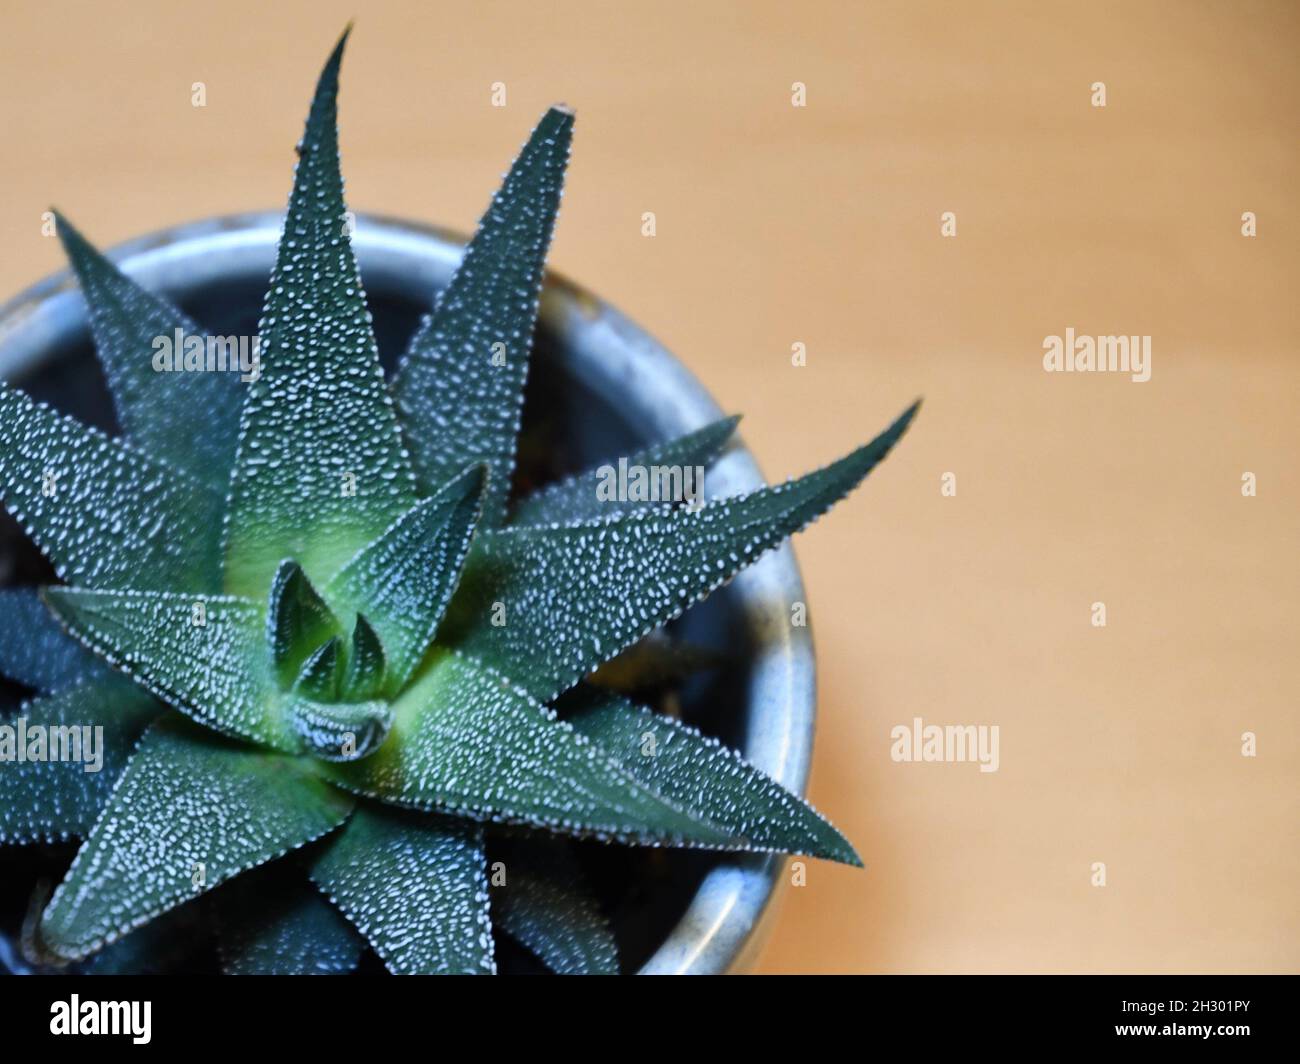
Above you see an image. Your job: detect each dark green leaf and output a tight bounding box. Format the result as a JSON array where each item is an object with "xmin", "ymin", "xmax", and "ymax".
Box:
[
  {"xmin": 222, "ymin": 29, "xmax": 416, "ymax": 597},
  {"xmin": 509, "ymin": 415, "xmax": 740, "ymax": 526},
  {"xmin": 43, "ymin": 587, "xmax": 295, "ymax": 750},
  {"xmin": 293, "ymin": 636, "xmax": 343, "ymax": 700},
  {"xmin": 310, "ymin": 805, "xmax": 494, "ymax": 975},
  {"xmin": 559, "ymin": 686, "xmax": 861, "ymax": 865},
  {"xmin": 267, "ymin": 560, "xmax": 341, "ymax": 688},
  {"xmin": 54, "ymin": 212, "xmax": 243, "ymax": 492},
  {"xmin": 40, "ymin": 716, "xmax": 353, "ymax": 960},
  {"xmin": 324, "ymin": 649, "xmax": 736, "ymax": 848},
  {"xmin": 325, "ymin": 464, "xmax": 485, "ymax": 691},
  {"xmin": 0, "ymin": 587, "xmax": 111, "ymax": 691},
  {"xmin": 342, "ymin": 614, "xmax": 385, "ymax": 700},
  {"xmin": 443, "ymin": 401, "xmax": 920, "ymax": 701},
  {"xmin": 217, "ymin": 869, "xmax": 362, "ymax": 975},
  {"xmin": 392, "ymin": 106, "xmax": 573, "ymax": 526},
  {"xmin": 286, "ymin": 694, "xmax": 392, "ymax": 762},
  {"xmin": 0, "ymin": 382, "xmax": 223, "ymax": 592},
  {"xmin": 492, "ymin": 837, "xmax": 617, "ymax": 974},
  {"xmin": 0, "ymin": 678, "xmax": 159, "ymax": 844}
]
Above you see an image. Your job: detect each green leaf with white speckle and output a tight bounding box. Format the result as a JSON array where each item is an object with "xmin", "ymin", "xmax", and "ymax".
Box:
[
  {"xmin": 293, "ymin": 636, "xmax": 343, "ymax": 700},
  {"xmin": 222, "ymin": 29, "xmax": 416, "ymax": 597},
  {"xmin": 443, "ymin": 401, "xmax": 920, "ymax": 702},
  {"xmin": 43, "ymin": 587, "xmax": 295, "ymax": 751},
  {"xmin": 392, "ymin": 106, "xmax": 573, "ymax": 527},
  {"xmin": 0, "ymin": 678, "xmax": 160, "ymax": 844},
  {"xmin": 559, "ymin": 685, "xmax": 861, "ymax": 865},
  {"xmin": 342, "ymin": 614, "xmax": 385, "ymax": 700},
  {"xmin": 325, "ymin": 464, "xmax": 486, "ymax": 691},
  {"xmin": 286, "ymin": 693, "xmax": 392, "ymax": 762},
  {"xmin": 491, "ymin": 837, "xmax": 617, "ymax": 974},
  {"xmin": 40, "ymin": 716, "xmax": 353, "ymax": 961},
  {"xmin": 0, "ymin": 588, "xmax": 111, "ymax": 691},
  {"xmin": 54, "ymin": 212, "xmax": 243, "ymax": 492},
  {"xmin": 310, "ymin": 805, "xmax": 493, "ymax": 975},
  {"xmin": 509, "ymin": 415, "xmax": 740, "ymax": 527},
  {"xmin": 266, "ymin": 560, "xmax": 342, "ymax": 688},
  {"xmin": 0, "ymin": 382, "xmax": 223, "ymax": 593},
  {"xmin": 323, "ymin": 648, "xmax": 737, "ymax": 848}
]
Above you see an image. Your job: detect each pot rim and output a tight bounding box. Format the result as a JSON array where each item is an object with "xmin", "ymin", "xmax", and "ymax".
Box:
[{"xmin": 0, "ymin": 211, "xmax": 818, "ymax": 975}]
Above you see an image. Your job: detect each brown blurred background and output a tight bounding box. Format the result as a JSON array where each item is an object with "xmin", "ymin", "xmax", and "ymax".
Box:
[{"xmin": 1, "ymin": 0, "xmax": 1295, "ymax": 972}]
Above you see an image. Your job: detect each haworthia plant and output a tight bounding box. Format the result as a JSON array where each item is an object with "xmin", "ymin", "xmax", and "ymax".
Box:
[{"xmin": 0, "ymin": 27, "xmax": 917, "ymax": 975}]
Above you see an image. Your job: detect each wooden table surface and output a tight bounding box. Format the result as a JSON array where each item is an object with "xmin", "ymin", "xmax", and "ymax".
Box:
[{"xmin": 1, "ymin": 0, "xmax": 1295, "ymax": 972}]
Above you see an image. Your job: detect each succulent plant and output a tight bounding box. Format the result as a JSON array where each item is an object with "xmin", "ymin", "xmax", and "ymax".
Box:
[{"xmin": 0, "ymin": 28, "xmax": 917, "ymax": 975}]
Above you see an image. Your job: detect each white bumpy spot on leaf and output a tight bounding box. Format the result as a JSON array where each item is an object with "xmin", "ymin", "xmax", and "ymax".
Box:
[
  {"xmin": 266, "ymin": 559, "xmax": 343, "ymax": 688},
  {"xmin": 341, "ymin": 613, "xmax": 386, "ymax": 700},
  {"xmin": 55, "ymin": 212, "xmax": 244, "ymax": 492},
  {"xmin": 310, "ymin": 805, "xmax": 495, "ymax": 974},
  {"xmin": 44, "ymin": 587, "xmax": 295, "ymax": 750},
  {"xmin": 0, "ymin": 383, "xmax": 224, "ymax": 593},
  {"xmin": 222, "ymin": 30, "xmax": 416, "ymax": 597},
  {"xmin": 323, "ymin": 648, "xmax": 738, "ymax": 848},
  {"xmin": 491, "ymin": 836, "xmax": 618, "ymax": 974},
  {"xmin": 392, "ymin": 106, "xmax": 573, "ymax": 528},
  {"xmin": 286, "ymin": 695, "xmax": 393, "ymax": 762},
  {"xmin": 326, "ymin": 464, "xmax": 486, "ymax": 690},
  {"xmin": 443, "ymin": 402, "xmax": 920, "ymax": 702},
  {"xmin": 216, "ymin": 871, "xmax": 362, "ymax": 975},
  {"xmin": 40, "ymin": 717, "xmax": 353, "ymax": 960},
  {"xmin": 560, "ymin": 686, "xmax": 861, "ymax": 865},
  {"xmin": 509, "ymin": 415, "xmax": 739, "ymax": 527},
  {"xmin": 0, "ymin": 679, "xmax": 159, "ymax": 844},
  {"xmin": 293, "ymin": 636, "xmax": 344, "ymax": 700}
]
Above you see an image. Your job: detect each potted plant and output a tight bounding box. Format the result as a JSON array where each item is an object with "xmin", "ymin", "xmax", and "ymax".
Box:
[{"xmin": 0, "ymin": 28, "xmax": 917, "ymax": 975}]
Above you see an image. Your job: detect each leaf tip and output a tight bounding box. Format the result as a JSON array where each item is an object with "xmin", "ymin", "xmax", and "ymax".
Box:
[{"xmin": 50, "ymin": 208, "xmax": 89, "ymax": 258}]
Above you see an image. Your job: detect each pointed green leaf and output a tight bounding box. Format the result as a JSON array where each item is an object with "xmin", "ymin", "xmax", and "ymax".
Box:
[
  {"xmin": 293, "ymin": 636, "xmax": 343, "ymax": 700},
  {"xmin": 43, "ymin": 587, "xmax": 295, "ymax": 750},
  {"xmin": 444, "ymin": 401, "xmax": 920, "ymax": 701},
  {"xmin": 222, "ymin": 29, "xmax": 416, "ymax": 597},
  {"xmin": 286, "ymin": 694, "xmax": 392, "ymax": 762},
  {"xmin": 325, "ymin": 465, "xmax": 485, "ymax": 691},
  {"xmin": 0, "ymin": 383, "xmax": 223, "ymax": 592},
  {"xmin": 0, "ymin": 678, "xmax": 159, "ymax": 844},
  {"xmin": 267, "ymin": 560, "xmax": 342, "ymax": 687},
  {"xmin": 0, "ymin": 588, "xmax": 110, "ymax": 691},
  {"xmin": 310, "ymin": 805, "xmax": 494, "ymax": 975},
  {"xmin": 324, "ymin": 649, "xmax": 736, "ymax": 848},
  {"xmin": 217, "ymin": 871, "xmax": 362, "ymax": 975},
  {"xmin": 342, "ymin": 613, "xmax": 385, "ymax": 700},
  {"xmin": 492, "ymin": 837, "xmax": 617, "ymax": 974},
  {"xmin": 510, "ymin": 415, "xmax": 740, "ymax": 526},
  {"xmin": 40, "ymin": 716, "xmax": 353, "ymax": 960},
  {"xmin": 54, "ymin": 212, "xmax": 243, "ymax": 491},
  {"xmin": 559, "ymin": 686, "xmax": 861, "ymax": 865},
  {"xmin": 392, "ymin": 106, "xmax": 574, "ymax": 526}
]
